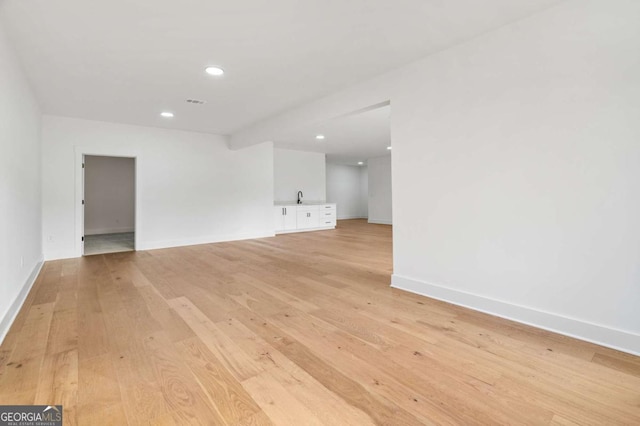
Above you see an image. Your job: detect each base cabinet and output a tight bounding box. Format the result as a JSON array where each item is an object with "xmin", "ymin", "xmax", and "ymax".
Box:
[
  {"xmin": 274, "ymin": 204, "xmax": 336, "ymax": 234},
  {"xmin": 319, "ymin": 204, "xmax": 337, "ymax": 227},
  {"xmin": 273, "ymin": 206, "xmax": 297, "ymax": 232},
  {"xmin": 297, "ymin": 207, "xmax": 319, "ymax": 230}
]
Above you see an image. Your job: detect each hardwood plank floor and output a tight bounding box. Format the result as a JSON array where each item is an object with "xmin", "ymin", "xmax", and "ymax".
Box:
[{"xmin": 0, "ymin": 219, "xmax": 639, "ymax": 425}]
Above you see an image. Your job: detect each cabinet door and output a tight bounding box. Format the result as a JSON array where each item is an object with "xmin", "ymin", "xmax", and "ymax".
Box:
[
  {"xmin": 297, "ymin": 207, "xmax": 319, "ymax": 229},
  {"xmin": 283, "ymin": 206, "xmax": 297, "ymax": 230},
  {"xmin": 307, "ymin": 209, "xmax": 320, "ymax": 228},
  {"xmin": 274, "ymin": 207, "xmax": 285, "ymax": 232},
  {"xmin": 296, "ymin": 209, "xmax": 309, "ymax": 229}
]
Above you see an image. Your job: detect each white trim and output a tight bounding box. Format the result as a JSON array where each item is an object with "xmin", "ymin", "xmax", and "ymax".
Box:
[
  {"xmin": 139, "ymin": 231, "xmax": 275, "ymax": 251},
  {"xmin": 44, "ymin": 250, "xmax": 77, "ymax": 261},
  {"xmin": 0, "ymin": 258, "xmax": 44, "ymax": 345},
  {"xmin": 276, "ymin": 226, "xmax": 335, "ymax": 235},
  {"xmin": 85, "ymin": 227, "xmax": 135, "ymax": 235},
  {"xmin": 368, "ymin": 219, "xmax": 392, "ymax": 225},
  {"xmin": 336, "ymin": 216, "xmax": 368, "ymax": 220},
  {"xmin": 43, "ymin": 231, "xmax": 277, "ymax": 260},
  {"xmin": 75, "ymin": 146, "xmax": 140, "ymax": 257},
  {"xmin": 391, "ymin": 274, "xmax": 640, "ymax": 356}
]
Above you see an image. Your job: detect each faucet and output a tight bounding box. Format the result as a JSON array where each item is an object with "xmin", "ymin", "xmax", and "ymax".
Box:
[{"xmin": 297, "ymin": 191, "xmax": 303, "ymax": 204}]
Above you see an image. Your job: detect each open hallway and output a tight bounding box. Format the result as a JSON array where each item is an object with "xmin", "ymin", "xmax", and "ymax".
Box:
[{"xmin": 0, "ymin": 220, "xmax": 638, "ymax": 425}]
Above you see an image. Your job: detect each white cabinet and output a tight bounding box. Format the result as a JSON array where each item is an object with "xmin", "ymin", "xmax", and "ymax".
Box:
[
  {"xmin": 274, "ymin": 203, "xmax": 336, "ymax": 234},
  {"xmin": 273, "ymin": 206, "xmax": 297, "ymax": 232},
  {"xmin": 319, "ymin": 204, "xmax": 337, "ymax": 228},
  {"xmin": 296, "ymin": 206, "xmax": 319, "ymax": 230}
]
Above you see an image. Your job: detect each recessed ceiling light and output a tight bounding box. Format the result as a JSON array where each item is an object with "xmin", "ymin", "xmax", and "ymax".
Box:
[
  {"xmin": 160, "ymin": 112, "xmax": 174, "ymax": 118},
  {"xmin": 358, "ymin": 161, "xmax": 364, "ymax": 165},
  {"xmin": 205, "ymin": 66, "xmax": 225, "ymax": 76},
  {"xmin": 387, "ymin": 146, "xmax": 392, "ymax": 150},
  {"xmin": 315, "ymin": 134, "xmax": 325, "ymax": 140}
]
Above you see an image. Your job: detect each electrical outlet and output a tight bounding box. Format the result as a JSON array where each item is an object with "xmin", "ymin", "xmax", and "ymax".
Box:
[{"xmin": 48, "ymin": 235, "xmax": 54, "ymax": 242}]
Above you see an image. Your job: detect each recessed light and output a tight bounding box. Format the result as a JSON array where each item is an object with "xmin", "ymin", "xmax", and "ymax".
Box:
[
  {"xmin": 160, "ymin": 112, "xmax": 174, "ymax": 118},
  {"xmin": 387, "ymin": 146, "xmax": 392, "ymax": 150},
  {"xmin": 205, "ymin": 66, "xmax": 225, "ymax": 76},
  {"xmin": 315, "ymin": 134, "xmax": 325, "ymax": 140},
  {"xmin": 358, "ymin": 161, "xmax": 364, "ymax": 165}
]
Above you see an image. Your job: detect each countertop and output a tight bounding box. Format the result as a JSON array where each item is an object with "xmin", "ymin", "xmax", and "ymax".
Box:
[{"xmin": 274, "ymin": 201, "xmax": 335, "ymax": 206}]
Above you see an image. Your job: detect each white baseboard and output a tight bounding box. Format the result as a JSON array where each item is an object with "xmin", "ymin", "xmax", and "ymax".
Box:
[
  {"xmin": 44, "ymin": 231, "xmax": 277, "ymax": 260},
  {"xmin": 0, "ymin": 257, "xmax": 44, "ymax": 345},
  {"xmin": 276, "ymin": 226, "xmax": 335, "ymax": 235},
  {"xmin": 368, "ymin": 219, "xmax": 392, "ymax": 225},
  {"xmin": 44, "ymin": 250, "xmax": 77, "ymax": 261},
  {"xmin": 138, "ymin": 230, "xmax": 276, "ymax": 251},
  {"xmin": 85, "ymin": 226, "xmax": 135, "ymax": 235},
  {"xmin": 337, "ymin": 216, "xmax": 367, "ymax": 220},
  {"xmin": 391, "ymin": 274, "xmax": 640, "ymax": 356}
]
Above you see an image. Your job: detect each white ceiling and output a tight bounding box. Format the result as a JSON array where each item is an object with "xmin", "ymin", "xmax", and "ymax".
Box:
[
  {"xmin": 0, "ymin": 0, "xmax": 561, "ymax": 135},
  {"xmin": 275, "ymin": 104, "xmax": 390, "ymax": 165}
]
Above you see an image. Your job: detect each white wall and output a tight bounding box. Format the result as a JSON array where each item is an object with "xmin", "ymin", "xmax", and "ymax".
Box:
[
  {"xmin": 367, "ymin": 156, "xmax": 392, "ymax": 225},
  {"xmin": 390, "ymin": 0, "xmax": 640, "ymax": 354},
  {"xmin": 359, "ymin": 166, "xmax": 368, "ymax": 219},
  {"xmin": 42, "ymin": 116, "xmax": 274, "ymax": 260},
  {"xmin": 84, "ymin": 155, "xmax": 135, "ymax": 235},
  {"xmin": 228, "ymin": 0, "xmax": 640, "ymax": 354},
  {"xmin": 0, "ymin": 22, "xmax": 43, "ymax": 342},
  {"xmin": 326, "ymin": 164, "xmax": 367, "ymax": 219},
  {"xmin": 274, "ymin": 148, "xmax": 326, "ymax": 203}
]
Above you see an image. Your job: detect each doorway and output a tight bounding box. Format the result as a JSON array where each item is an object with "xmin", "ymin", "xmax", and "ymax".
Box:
[
  {"xmin": 320, "ymin": 103, "xmax": 392, "ymax": 225},
  {"xmin": 83, "ymin": 155, "xmax": 136, "ymax": 255}
]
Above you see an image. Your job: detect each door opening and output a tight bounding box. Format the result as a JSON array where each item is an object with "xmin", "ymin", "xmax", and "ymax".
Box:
[{"xmin": 82, "ymin": 155, "xmax": 136, "ymax": 256}]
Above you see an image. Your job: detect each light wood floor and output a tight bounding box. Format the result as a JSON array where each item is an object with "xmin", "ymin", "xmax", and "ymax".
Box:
[{"xmin": 0, "ymin": 220, "xmax": 639, "ymax": 425}]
